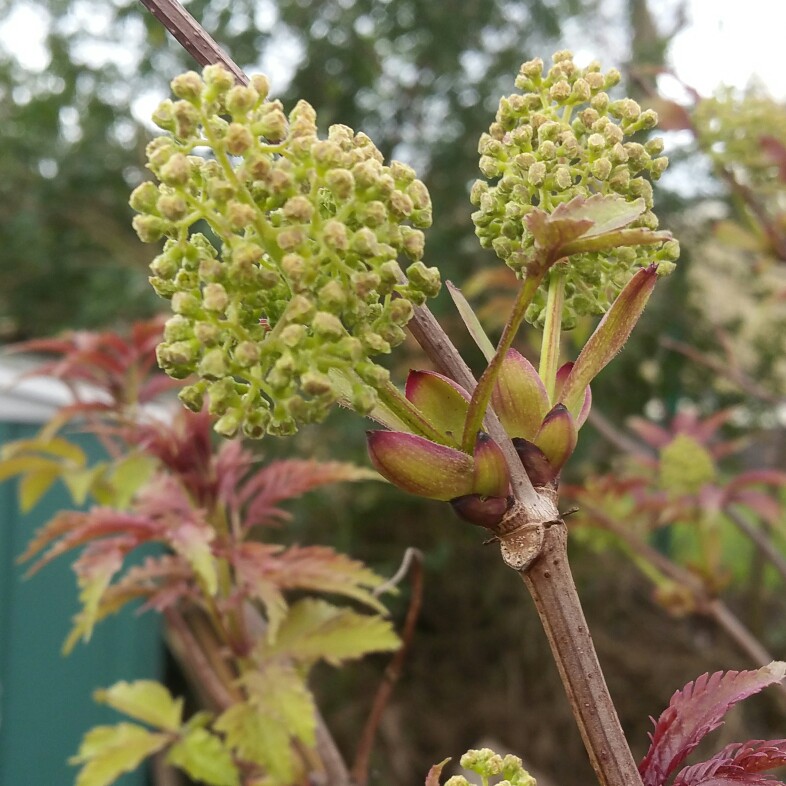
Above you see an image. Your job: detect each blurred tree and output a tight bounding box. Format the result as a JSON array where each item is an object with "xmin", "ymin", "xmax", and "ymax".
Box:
[{"xmin": 0, "ymin": 0, "xmax": 598, "ymax": 340}]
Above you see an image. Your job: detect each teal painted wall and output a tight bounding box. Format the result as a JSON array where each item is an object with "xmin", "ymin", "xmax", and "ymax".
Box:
[{"xmin": 0, "ymin": 421, "xmax": 163, "ymax": 785}]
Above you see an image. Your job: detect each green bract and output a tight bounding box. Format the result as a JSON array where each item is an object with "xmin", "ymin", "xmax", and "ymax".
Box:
[
  {"xmin": 132, "ymin": 65, "xmax": 437, "ymax": 438},
  {"xmin": 471, "ymin": 51, "xmax": 678, "ymax": 328}
]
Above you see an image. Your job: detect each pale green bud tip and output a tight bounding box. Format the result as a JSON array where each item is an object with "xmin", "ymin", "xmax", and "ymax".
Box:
[
  {"xmin": 170, "ymin": 71, "xmax": 202, "ymax": 101},
  {"xmin": 444, "ymin": 778, "xmax": 471, "ymax": 786},
  {"xmin": 202, "ymin": 64, "xmax": 234, "ymax": 91},
  {"xmin": 459, "ymin": 749, "xmax": 504, "ymax": 777}
]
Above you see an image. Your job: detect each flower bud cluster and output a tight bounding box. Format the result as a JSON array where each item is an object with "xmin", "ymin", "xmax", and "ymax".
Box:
[
  {"xmin": 131, "ymin": 65, "xmax": 438, "ymax": 438},
  {"xmin": 471, "ymin": 51, "xmax": 678, "ymax": 327},
  {"xmin": 693, "ymin": 88, "xmax": 786, "ymax": 213},
  {"xmin": 447, "ymin": 749, "xmax": 535, "ymax": 786}
]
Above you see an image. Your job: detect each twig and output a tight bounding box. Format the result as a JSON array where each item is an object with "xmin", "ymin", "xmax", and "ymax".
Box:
[
  {"xmin": 660, "ymin": 336, "xmax": 781, "ymax": 405},
  {"xmin": 587, "ymin": 409, "xmax": 654, "ymax": 456},
  {"xmin": 164, "ymin": 607, "xmax": 236, "ymax": 711},
  {"xmin": 578, "ymin": 503, "xmax": 786, "ymax": 698},
  {"xmin": 137, "ymin": 0, "xmax": 249, "ymax": 85},
  {"xmin": 725, "ymin": 506, "xmax": 786, "ymax": 587},
  {"xmin": 352, "ymin": 548, "xmax": 425, "ymax": 786},
  {"xmin": 522, "ymin": 523, "xmax": 643, "ymax": 786}
]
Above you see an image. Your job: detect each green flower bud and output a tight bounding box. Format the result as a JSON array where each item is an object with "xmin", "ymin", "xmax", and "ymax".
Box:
[
  {"xmin": 250, "ymin": 74, "xmax": 270, "ymax": 100},
  {"xmin": 312, "ymin": 311, "xmax": 345, "ymax": 338},
  {"xmin": 226, "ymin": 123, "xmax": 254, "ymax": 155},
  {"xmin": 280, "ymin": 324, "xmax": 307, "ymax": 347},
  {"xmin": 156, "ymin": 193, "xmax": 188, "ymax": 221},
  {"xmin": 130, "ymin": 181, "xmax": 160, "ymax": 214},
  {"xmin": 163, "ymin": 315, "xmax": 193, "ymax": 342},
  {"xmin": 258, "ymin": 108, "xmax": 288, "ymax": 142},
  {"xmin": 194, "ymin": 321, "xmax": 221, "ymax": 345},
  {"xmin": 172, "ymin": 100, "xmax": 199, "ymax": 138},
  {"xmin": 215, "ymin": 410, "xmax": 242, "ymax": 437},
  {"xmin": 202, "ymin": 283, "xmax": 229, "ymax": 312},
  {"xmin": 172, "ymin": 291, "xmax": 201, "ymax": 317},
  {"xmin": 234, "ymin": 341, "xmax": 260, "ymax": 367},
  {"xmin": 199, "ymin": 348, "xmax": 229, "ymax": 379},
  {"xmin": 179, "ymin": 381, "xmax": 207, "ymax": 412},
  {"xmin": 159, "ymin": 153, "xmax": 190, "ymax": 186},
  {"xmin": 133, "ymin": 214, "xmax": 169, "ymax": 243}
]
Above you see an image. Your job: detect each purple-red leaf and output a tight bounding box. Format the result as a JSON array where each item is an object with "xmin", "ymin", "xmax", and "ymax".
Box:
[
  {"xmin": 555, "ymin": 362, "xmax": 591, "ymax": 429},
  {"xmin": 674, "ymin": 739, "xmax": 786, "ymax": 786},
  {"xmin": 639, "ymin": 663, "xmax": 786, "ymax": 786}
]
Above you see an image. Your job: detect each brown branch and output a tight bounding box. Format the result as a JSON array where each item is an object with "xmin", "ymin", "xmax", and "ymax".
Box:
[
  {"xmin": 522, "ymin": 523, "xmax": 643, "ymax": 786},
  {"xmin": 137, "ymin": 0, "xmax": 248, "ymax": 85},
  {"xmin": 164, "ymin": 607, "xmax": 237, "ymax": 712},
  {"xmin": 725, "ymin": 506, "xmax": 786, "ymax": 587},
  {"xmin": 352, "ymin": 548, "xmax": 425, "ymax": 786}
]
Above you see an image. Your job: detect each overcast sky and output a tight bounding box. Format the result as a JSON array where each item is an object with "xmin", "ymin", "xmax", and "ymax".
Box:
[{"xmin": 2, "ymin": 0, "xmax": 785, "ymax": 100}]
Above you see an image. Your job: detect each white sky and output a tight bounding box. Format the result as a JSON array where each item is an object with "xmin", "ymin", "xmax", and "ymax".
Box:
[{"xmin": 1, "ymin": 0, "xmax": 786, "ymax": 101}]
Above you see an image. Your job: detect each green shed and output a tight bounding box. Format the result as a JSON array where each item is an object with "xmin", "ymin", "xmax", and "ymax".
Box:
[{"xmin": 0, "ymin": 359, "xmax": 164, "ymax": 784}]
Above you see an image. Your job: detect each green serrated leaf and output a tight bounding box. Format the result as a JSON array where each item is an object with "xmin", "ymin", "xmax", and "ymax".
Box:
[
  {"xmin": 0, "ymin": 455, "xmax": 62, "ymax": 483},
  {"xmin": 261, "ymin": 598, "xmax": 400, "ymax": 667},
  {"xmin": 242, "ymin": 663, "xmax": 317, "ymax": 747},
  {"xmin": 170, "ymin": 522, "xmax": 218, "ymax": 596},
  {"xmin": 167, "ymin": 727, "xmax": 240, "ymax": 786},
  {"xmin": 108, "ymin": 453, "xmax": 158, "ymax": 508},
  {"xmin": 70, "ymin": 723, "xmax": 170, "ymax": 786},
  {"xmin": 94, "ymin": 680, "xmax": 183, "ymax": 732},
  {"xmin": 214, "ymin": 702, "xmax": 297, "ymax": 784},
  {"xmin": 2, "ymin": 436, "xmax": 86, "ymax": 465}
]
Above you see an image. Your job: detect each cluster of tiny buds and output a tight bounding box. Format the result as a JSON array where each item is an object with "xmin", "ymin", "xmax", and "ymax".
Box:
[
  {"xmin": 130, "ymin": 64, "xmax": 439, "ymax": 438},
  {"xmin": 442, "ymin": 749, "xmax": 536, "ymax": 786},
  {"xmin": 471, "ymin": 51, "xmax": 679, "ymax": 328}
]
